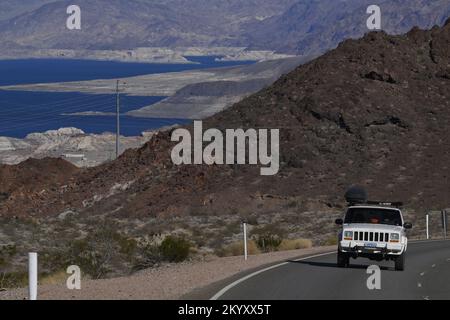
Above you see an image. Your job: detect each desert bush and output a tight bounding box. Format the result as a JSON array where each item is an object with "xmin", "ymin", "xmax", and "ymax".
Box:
[
  {"xmin": 0, "ymin": 244, "xmax": 17, "ymax": 267},
  {"xmin": 224, "ymin": 221, "xmax": 241, "ymax": 235},
  {"xmin": 278, "ymin": 239, "xmax": 313, "ymax": 251},
  {"xmin": 216, "ymin": 240, "xmax": 260, "ymax": 257},
  {"xmin": 254, "ymin": 234, "xmax": 282, "ymax": 252},
  {"xmin": 159, "ymin": 236, "xmax": 191, "ymax": 262},
  {"xmin": 323, "ymin": 235, "xmax": 338, "ymax": 246},
  {"xmin": 0, "ymin": 271, "xmax": 28, "ymax": 289},
  {"xmin": 251, "ymin": 224, "xmax": 285, "ymax": 252},
  {"xmin": 132, "ymin": 241, "xmax": 164, "ymax": 272},
  {"xmin": 250, "ymin": 223, "xmax": 285, "ymax": 238},
  {"xmin": 117, "ymin": 236, "xmax": 138, "ymax": 259},
  {"xmin": 40, "ymin": 222, "xmax": 137, "ymax": 279}
]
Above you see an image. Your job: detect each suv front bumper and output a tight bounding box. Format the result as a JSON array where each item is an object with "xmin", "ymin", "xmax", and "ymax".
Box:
[{"xmin": 339, "ymin": 240, "xmax": 404, "ymax": 258}]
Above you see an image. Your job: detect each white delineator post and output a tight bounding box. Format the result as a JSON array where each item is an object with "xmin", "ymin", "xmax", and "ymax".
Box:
[
  {"xmin": 243, "ymin": 222, "xmax": 248, "ymax": 261},
  {"xmin": 426, "ymin": 214, "xmax": 429, "ymax": 240},
  {"xmin": 28, "ymin": 252, "xmax": 38, "ymax": 301}
]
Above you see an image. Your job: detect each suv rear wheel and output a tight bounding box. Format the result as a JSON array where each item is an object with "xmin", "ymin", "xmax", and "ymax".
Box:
[
  {"xmin": 394, "ymin": 253, "xmax": 405, "ymax": 271},
  {"xmin": 337, "ymin": 250, "xmax": 349, "ymax": 268}
]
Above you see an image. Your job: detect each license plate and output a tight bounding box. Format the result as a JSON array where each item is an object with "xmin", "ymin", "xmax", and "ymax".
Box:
[{"xmin": 365, "ymin": 242, "xmax": 377, "ymax": 248}]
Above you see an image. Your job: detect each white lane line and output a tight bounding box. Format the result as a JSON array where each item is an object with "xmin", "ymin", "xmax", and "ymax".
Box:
[
  {"xmin": 210, "ymin": 240, "xmax": 449, "ymax": 300},
  {"xmin": 420, "ymin": 272, "xmax": 425, "ymax": 276},
  {"xmin": 418, "ymin": 283, "xmax": 422, "ymax": 288},
  {"xmin": 431, "ymin": 264, "xmax": 436, "ymax": 268},
  {"xmin": 210, "ymin": 251, "xmax": 336, "ymax": 300},
  {"xmin": 423, "ymin": 296, "xmax": 430, "ymax": 300}
]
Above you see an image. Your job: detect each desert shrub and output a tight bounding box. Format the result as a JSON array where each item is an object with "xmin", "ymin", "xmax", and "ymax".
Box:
[
  {"xmin": 254, "ymin": 234, "xmax": 282, "ymax": 252},
  {"xmin": 251, "ymin": 223, "xmax": 285, "ymax": 238},
  {"xmin": 216, "ymin": 240, "xmax": 260, "ymax": 257},
  {"xmin": 251, "ymin": 224, "xmax": 285, "ymax": 252},
  {"xmin": 40, "ymin": 223, "xmax": 137, "ymax": 279},
  {"xmin": 278, "ymin": 239, "xmax": 313, "ymax": 251},
  {"xmin": 159, "ymin": 236, "xmax": 191, "ymax": 262},
  {"xmin": 323, "ymin": 235, "xmax": 338, "ymax": 246},
  {"xmin": 0, "ymin": 271, "xmax": 28, "ymax": 289},
  {"xmin": 0, "ymin": 245, "xmax": 17, "ymax": 267},
  {"xmin": 69, "ymin": 239, "xmax": 112, "ymax": 279},
  {"xmin": 224, "ymin": 221, "xmax": 241, "ymax": 235},
  {"xmin": 117, "ymin": 236, "xmax": 138, "ymax": 259},
  {"xmin": 132, "ymin": 243, "xmax": 162, "ymax": 271}
]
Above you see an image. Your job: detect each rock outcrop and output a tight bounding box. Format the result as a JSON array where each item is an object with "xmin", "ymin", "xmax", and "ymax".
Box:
[{"xmin": 0, "ymin": 127, "xmax": 151, "ymax": 167}]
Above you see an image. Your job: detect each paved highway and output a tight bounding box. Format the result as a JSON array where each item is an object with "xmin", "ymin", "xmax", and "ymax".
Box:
[{"xmin": 213, "ymin": 240, "xmax": 450, "ymax": 300}]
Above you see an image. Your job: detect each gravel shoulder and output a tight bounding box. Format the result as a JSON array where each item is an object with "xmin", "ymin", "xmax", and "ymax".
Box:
[{"xmin": 0, "ymin": 246, "xmax": 336, "ymax": 300}]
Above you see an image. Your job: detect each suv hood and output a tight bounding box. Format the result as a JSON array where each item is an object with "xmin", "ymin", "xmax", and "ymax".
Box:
[{"xmin": 343, "ymin": 223, "xmax": 403, "ymax": 232}]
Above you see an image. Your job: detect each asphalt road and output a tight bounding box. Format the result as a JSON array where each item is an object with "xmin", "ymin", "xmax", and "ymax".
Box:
[{"xmin": 214, "ymin": 240, "xmax": 450, "ymax": 300}]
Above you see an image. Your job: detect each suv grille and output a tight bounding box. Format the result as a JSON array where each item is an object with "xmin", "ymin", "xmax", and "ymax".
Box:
[{"xmin": 353, "ymin": 231, "xmax": 389, "ymax": 242}]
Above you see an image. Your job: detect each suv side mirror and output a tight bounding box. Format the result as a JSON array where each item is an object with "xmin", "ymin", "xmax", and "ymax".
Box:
[
  {"xmin": 403, "ymin": 222, "xmax": 412, "ymax": 229},
  {"xmin": 335, "ymin": 218, "xmax": 343, "ymax": 225}
]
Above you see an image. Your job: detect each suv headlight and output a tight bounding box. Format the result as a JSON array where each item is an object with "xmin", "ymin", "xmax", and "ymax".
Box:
[
  {"xmin": 343, "ymin": 231, "xmax": 353, "ymax": 240},
  {"xmin": 390, "ymin": 233, "xmax": 400, "ymax": 243}
]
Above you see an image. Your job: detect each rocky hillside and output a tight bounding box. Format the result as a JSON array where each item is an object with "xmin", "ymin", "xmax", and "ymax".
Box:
[
  {"xmin": 0, "ymin": 0, "xmax": 54, "ymax": 21},
  {"xmin": 0, "ymin": 20, "xmax": 448, "ymax": 220}
]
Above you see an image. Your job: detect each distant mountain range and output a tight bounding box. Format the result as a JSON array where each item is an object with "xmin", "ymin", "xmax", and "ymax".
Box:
[
  {"xmin": 0, "ymin": 0, "xmax": 296, "ymax": 50},
  {"xmin": 0, "ymin": 0, "xmax": 449, "ymax": 56},
  {"xmin": 0, "ymin": 0, "xmax": 54, "ymax": 21},
  {"xmin": 242, "ymin": 0, "xmax": 450, "ymax": 55}
]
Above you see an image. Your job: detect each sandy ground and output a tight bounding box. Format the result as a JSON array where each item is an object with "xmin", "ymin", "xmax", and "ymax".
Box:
[{"xmin": 0, "ymin": 246, "xmax": 335, "ymax": 300}]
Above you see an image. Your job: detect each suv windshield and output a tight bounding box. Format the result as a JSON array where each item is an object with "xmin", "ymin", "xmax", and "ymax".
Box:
[{"xmin": 344, "ymin": 207, "xmax": 402, "ymax": 226}]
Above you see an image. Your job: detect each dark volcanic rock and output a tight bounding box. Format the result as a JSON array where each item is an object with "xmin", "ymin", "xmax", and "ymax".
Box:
[{"xmin": 0, "ymin": 22, "xmax": 449, "ymax": 218}]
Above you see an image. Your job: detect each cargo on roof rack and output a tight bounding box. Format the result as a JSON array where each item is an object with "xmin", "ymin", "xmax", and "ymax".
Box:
[{"xmin": 344, "ymin": 186, "xmax": 404, "ymax": 208}]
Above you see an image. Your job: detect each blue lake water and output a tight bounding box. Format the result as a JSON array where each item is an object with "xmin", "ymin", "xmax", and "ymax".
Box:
[{"xmin": 0, "ymin": 56, "xmax": 255, "ymax": 138}]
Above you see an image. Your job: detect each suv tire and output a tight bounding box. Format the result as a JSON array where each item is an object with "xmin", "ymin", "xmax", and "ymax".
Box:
[
  {"xmin": 394, "ymin": 253, "xmax": 405, "ymax": 271},
  {"xmin": 337, "ymin": 250, "xmax": 349, "ymax": 268}
]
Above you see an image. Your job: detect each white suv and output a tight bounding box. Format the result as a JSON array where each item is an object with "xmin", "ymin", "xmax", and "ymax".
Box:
[{"xmin": 335, "ymin": 204, "xmax": 412, "ymax": 271}]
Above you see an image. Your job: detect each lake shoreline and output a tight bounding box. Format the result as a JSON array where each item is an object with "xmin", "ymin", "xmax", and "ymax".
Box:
[{"xmin": 0, "ymin": 47, "xmax": 293, "ymax": 65}]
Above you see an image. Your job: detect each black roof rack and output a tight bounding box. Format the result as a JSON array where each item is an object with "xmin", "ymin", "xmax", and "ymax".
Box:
[{"xmin": 348, "ymin": 201, "xmax": 403, "ymax": 208}]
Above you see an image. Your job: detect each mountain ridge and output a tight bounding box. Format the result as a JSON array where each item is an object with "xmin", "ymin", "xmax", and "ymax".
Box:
[
  {"xmin": 0, "ymin": 0, "xmax": 449, "ymax": 55},
  {"xmin": 0, "ymin": 21, "xmax": 449, "ymax": 219}
]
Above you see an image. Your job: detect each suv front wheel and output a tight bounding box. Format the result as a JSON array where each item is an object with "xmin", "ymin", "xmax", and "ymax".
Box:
[
  {"xmin": 394, "ymin": 253, "xmax": 405, "ymax": 271},
  {"xmin": 337, "ymin": 250, "xmax": 349, "ymax": 268}
]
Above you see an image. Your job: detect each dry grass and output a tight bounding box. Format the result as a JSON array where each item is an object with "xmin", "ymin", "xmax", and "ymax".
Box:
[
  {"xmin": 40, "ymin": 271, "xmax": 69, "ymax": 286},
  {"xmin": 217, "ymin": 240, "xmax": 260, "ymax": 257},
  {"xmin": 323, "ymin": 236, "xmax": 338, "ymax": 246},
  {"xmin": 278, "ymin": 239, "xmax": 313, "ymax": 251}
]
